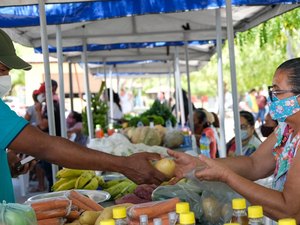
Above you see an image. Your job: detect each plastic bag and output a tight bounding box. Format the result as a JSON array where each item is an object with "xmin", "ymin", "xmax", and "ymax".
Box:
[
  {"xmin": 152, "ymin": 179, "xmax": 203, "ymax": 219},
  {"xmin": 0, "ymin": 201, "xmax": 37, "ymax": 225}
]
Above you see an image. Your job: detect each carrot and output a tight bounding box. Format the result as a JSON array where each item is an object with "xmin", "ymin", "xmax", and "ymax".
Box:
[
  {"xmin": 128, "ymin": 213, "xmax": 169, "ymax": 225},
  {"xmin": 31, "ymin": 199, "xmax": 70, "ymax": 212},
  {"xmin": 69, "ymin": 190, "xmax": 104, "ymax": 211},
  {"xmin": 68, "ymin": 195, "xmax": 94, "ymax": 211},
  {"xmin": 66, "ymin": 210, "xmax": 81, "ymax": 222},
  {"xmin": 37, "ymin": 217, "xmax": 63, "ymax": 225},
  {"xmin": 35, "ymin": 208, "xmax": 69, "ymax": 220},
  {"xmin": 127, "ymin": 198, "xmax": 180, "ymax": 219}
]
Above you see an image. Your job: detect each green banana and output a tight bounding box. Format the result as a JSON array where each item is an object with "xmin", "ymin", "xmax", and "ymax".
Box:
[
  {"xmin": 95, "ymin": 176, "xmax": 106, "ymax": 187},
  {"xmin": 102, "ymin": 179, "xmax": 125, "ymax": 189},
  {"xmin": 83, "ymin": 177, "xmax": 99, "ymax": 190},
  {"xmin": 56, "ymin": 168, "xmax": 86, "ymax": 179},
  {"xmin": 75, "ymin": 171, "xmax": 95, "ymax": 189},
  {"xmin": 114, "ymin": 182, "xmax": 137, "ymax": 200},
  {"xmin": 55, "ymin": 177, "xmax": 77, "ymax": 191},
  {"xmin": 51, "ymin": 177, "xmax": 71, "ymax": 191},
  {"xmin": 105, "ymin": 180, "xmax": 135, "ymax": 199}
]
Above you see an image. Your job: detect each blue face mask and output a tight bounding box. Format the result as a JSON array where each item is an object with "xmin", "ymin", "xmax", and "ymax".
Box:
[
  {"xmin": 267, "ymin": 95, "xmax": 300, "ymax": 122},
  {"xmin": 240, "ymin": 129, "xmax": 249, "ymax": 140}
]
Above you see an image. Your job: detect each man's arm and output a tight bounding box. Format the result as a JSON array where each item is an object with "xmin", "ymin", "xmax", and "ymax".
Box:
[{"xmin": 9, "ymin": 125, "xmax": 166, "ymax": 185}]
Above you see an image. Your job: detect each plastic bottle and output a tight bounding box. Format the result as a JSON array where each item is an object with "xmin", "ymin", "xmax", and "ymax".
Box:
[
  {"xmin": 95, "ymin": 124, "xmax": 104, "ymax": 138},
  {"xmin": 176, "ymin": 202, "xmax": 190, "ymax": 215},
  {"xmin": 224, "ymin": 223, "xmax": 240, "ymax": 225},
  {"xmin": 107, "ymin": 123, "xmax": 115, "ymax": 136},
  {"xmin": 278, "ymin": 218, "xmax": 297, "ymax": 225},
  {"xmin": 137, "ymin": 121, "xmax": 144, "ymax": 127},
  {"xmin": 153, "ymin": 218, "xmax": 162, "ymax": 225},
  {"xmin": 231, "ymin": 198, "xmax": 249, "ymax": 225},
  {"xmin": 199, "ymin": 133, "xmax": 211, "ymax": 158},
  {"xmin": 112, "ymin": 206, "xmax": 128, "ymax": 225},
  {"xmin": 168, "ymin": 211, "xmax": 178, "ymax": 225},
  {"xmin": 140, "ymin": 214, "xmax": 148, "ymax": 225},
  {"xmin": 166, "ymin": 119, "xmax": 172, "ymax": 129},
  {"xmin": 248, "ymin": 205, "xmax": 264, "ymax": 225},
  {"xmin": 179, "ymin": 212, "xmax": 195, "ymax": 225},
  {"xmin": 100, "ymin": 219, "xmax": 116, "ymax": 225}
]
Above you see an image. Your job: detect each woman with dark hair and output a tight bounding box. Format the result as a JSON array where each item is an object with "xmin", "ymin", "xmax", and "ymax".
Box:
[
  {"xmin": 193, "ymin": 108, "xmax": 217, "ymax": 158},
  {"xmin": 168, "ymin": 58, "xmax": 300, "ymax": 222},
  {"xmin": 226, "ymin": 110, "xmax": 261, "ymax": 156},
  {"xmin": 104, "ymin": 88, "xmax": 123, "ymax": 121}
]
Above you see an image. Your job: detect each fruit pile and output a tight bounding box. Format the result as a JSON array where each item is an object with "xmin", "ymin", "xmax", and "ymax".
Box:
[{"xmin": 52, "ymin": 169, "xmax": 105, "ymax": 191}]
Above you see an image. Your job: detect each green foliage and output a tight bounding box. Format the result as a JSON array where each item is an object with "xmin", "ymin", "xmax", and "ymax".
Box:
[{"xmin": 82, "ymin": 82, "xmax": 108, "ymax": 135}]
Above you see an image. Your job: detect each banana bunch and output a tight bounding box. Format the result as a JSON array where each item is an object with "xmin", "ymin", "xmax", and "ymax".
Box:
[
  {"xmin": 104, "ymin": 179, "xmax": 137, "ymax": 200},
  {"xmin": 52, "ymin": 168, "xmax": 104, "ymax": 191}
]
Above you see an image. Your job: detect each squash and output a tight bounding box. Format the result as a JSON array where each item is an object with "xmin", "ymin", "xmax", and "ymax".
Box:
[
  {"xmin": 163, "ymin": 130, "xmax": 184, "ymax": 148},
  {"xmin": 131, "ymin": 126, "xmax": 162, "ymax": 146}
]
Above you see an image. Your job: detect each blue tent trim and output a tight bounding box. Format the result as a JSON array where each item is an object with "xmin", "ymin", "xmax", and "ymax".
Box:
[
  {"xmin": 0, "ymin": 0, "xmax": 299, "ymax": 27},
  {"xmin": 34, "ymin": 40, "xmax": 214, "ymax": 53}
]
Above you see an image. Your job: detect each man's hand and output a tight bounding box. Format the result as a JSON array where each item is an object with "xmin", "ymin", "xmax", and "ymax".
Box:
[
  {"xmin": 7, "ymin": 150, "xmax": 36, "ymax": 178},
  {"xmin": 167, "ymin": 149, "xmax": 201, "ymax": 183},
  {"xmin": 121, "ymin": 152, "xmax": 167, "ymax": 185}
]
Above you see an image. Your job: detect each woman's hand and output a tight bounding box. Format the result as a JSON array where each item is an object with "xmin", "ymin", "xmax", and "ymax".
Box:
[
  {"xmin": 167, "ymin": 149, "xmax": 201, "ymax": 183},
  {"xmin": 194, "ymin": 155, "xmax": 232, "ymax": 183}
]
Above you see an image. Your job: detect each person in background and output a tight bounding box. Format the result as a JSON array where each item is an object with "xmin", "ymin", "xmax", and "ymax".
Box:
[
  {"xmin": 256, "ymin": 88, "xmax": 267, "ymax": 125},
  {"xmin": 120, "ymin": 87, "xmax": 133, "ymax": 114},
  {"xmin": 172, "ymin": 89, "xmax": 195, "ymax": 126},
  {"xmin": 168, "ymin": 58, "xmax": 300, "ymax": 223},
  {"xmin": 156, "ymin": 91, "xmax": 167, "ymax": 105},
  {"xmin": 24, "ymin": 89, "xmax": 39, "ymax": 126},
  {"xmin": 260, "ymin": 113, "xmax": 278, "ymax": 138},
  {"xmin": 226, "ymin": 110, "xmax": 261, "ymax": 157},
  {"xmin": 0, "ymin": 29, "xmax": 166, "ymax": 203},
  {"xmin": 66, "ymin": 111, "xmax": 88, "ymax": 146},
  {"xmin": 104, "ymin": 88, "xmax": 123, "ymax": 121},
  {"xmin": 193, "ymin": 108, "xmax": 217, "ymax": 159},
  {"xmin": 245, "ymin": 89, "xmax": 259, "ymax": 119}
]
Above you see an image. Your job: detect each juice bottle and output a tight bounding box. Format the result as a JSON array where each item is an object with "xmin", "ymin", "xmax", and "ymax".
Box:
[
  {"xmin": 95, "ymin": 124, "xmax": 104, "ymax": 138},
  {"xmin": 231, "ymin": 198, "xmax": 248, "ymax": 225},
  {"xmin": 139, "ymin": 214, "xmax": 148, "ymax": 225},
  {"xmin": 112, "ymin": 206, "xmax": 128, "ymax": 225},
  {"xmin": 248, "ymin": 205, "xmax": 264, "ymax": 225},
  {"xmin": 179, "ymin": 212, "xmax": 195, "ymax": 225},
  {"xmin": 100, "ymin": 219, "xmax": 116, "ymax": 225},
  {"xmin": 278, "ymin": 218, "xmax": 297, "ymax": 225},
  {"xmin": 107, "ymin": 123, "xmax": 115, "ymax": 136}
]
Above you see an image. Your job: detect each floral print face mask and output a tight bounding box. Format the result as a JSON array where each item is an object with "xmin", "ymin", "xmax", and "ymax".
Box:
[{"xmin": 268, "ymin": 95, "xmax": 300, "ymax": 122}]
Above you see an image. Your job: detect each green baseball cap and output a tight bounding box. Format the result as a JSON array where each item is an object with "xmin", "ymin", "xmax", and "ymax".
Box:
[{"xmin": 0, "ymin": 29, "xmax": 32, "ymax": 70}]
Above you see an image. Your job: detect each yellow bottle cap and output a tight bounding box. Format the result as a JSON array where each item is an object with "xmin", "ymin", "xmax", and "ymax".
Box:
[
  {"xmin": 248, "ymin": 205, "xmax": 263, "ymax": 218},
  {"xmin": 278, "ymin": 218, "xmax": 297, "ymax": 225},
  {"xmin": 232, "ymin": 198, "xmax": 246, "ymax": 210},
  {"xmin": 100, "ymin": 219, "xmax": 116, "ymax": 225},
  {"xmin": 112, "ymin": 207, "xmax": 127, "ymax": 219},
  {"xmin": 224, "ymin": 223, "xmax": 240, "ymax": 225},
  {"xmin": 179, "ymin": 212, "xmax": 195, "ymax": 225},
  {"xmin": 176, "ymin": 202, "xmax": 190, "ymax": 214}
]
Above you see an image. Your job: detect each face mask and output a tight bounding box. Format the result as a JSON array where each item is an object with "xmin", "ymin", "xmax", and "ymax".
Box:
[
  {"xmin": 268, "ymin": 95, "xmax": 300, "ymax": 122},
  {"xmin": 37, "ymin": 93, "xmax": 46, "ymax": 103},
  {"xmin": 260, "ymin": 124, "xmax": 275, "ymax": 137},
  {"xmin": 0, "ymin": 75, "xmax": 11, "ymax": 98},
  {"xmin": 240, "ymin": 129, "xmax": 249, "ymax": 141}
]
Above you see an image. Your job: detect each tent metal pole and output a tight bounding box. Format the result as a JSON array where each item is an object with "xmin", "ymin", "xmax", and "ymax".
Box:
[
  {"xmin": 56, "ymin": 25, "xmax": 67, "ymax": 138},
  {"xmin": 184, "ymin": 35, "xmax": 194, "ymax": 133},
  {"xmin": 82, "ymin": 38, "xmax": 94, "ymax": 138},
  {"xmin": 173, "ymin": 56, "xmax": 179, "ymax": 123},
  {"xmin": 109, "ymin": 66, "xmax": 114, "ymax": 124},
  {"xmin": 216, "ymin": 8, "xmax": 226, "ymax": 158},
  {"xmin": 68, "ymin": 62, "xmax": 74, "ymax": 112},
  {"xmin": 226, "ymin": 0, "xmax": 242, "ymax": 155},
  {"xmin": 38, "ymin": 0, "xmax": 58, "ymax": 181},
  {"xmin": 174, "ymin": 47, "xmax": 185, "ymax": 127}
]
